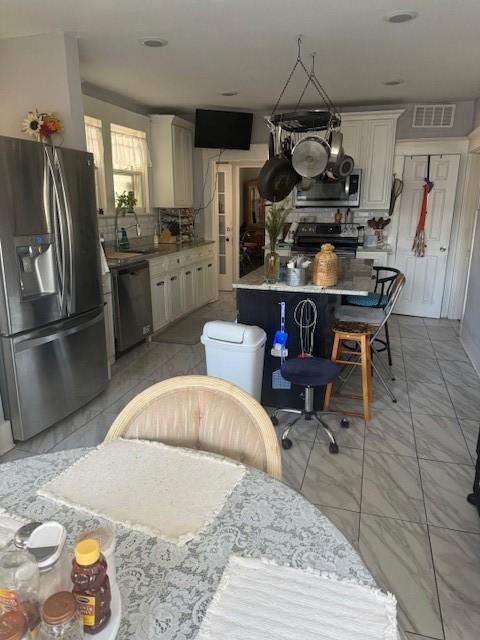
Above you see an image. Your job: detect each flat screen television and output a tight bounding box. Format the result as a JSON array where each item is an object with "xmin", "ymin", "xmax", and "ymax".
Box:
[{"xmin": 194, "ymin": 109, "xmax": 253, "ymax": 150}]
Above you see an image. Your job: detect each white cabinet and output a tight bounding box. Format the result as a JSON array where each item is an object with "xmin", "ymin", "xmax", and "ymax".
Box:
[
  {"xmin": 340, "ymin": 110, "xmax": 403, "ymax": 210},
  {"xmin": 182, "ymin": 266, "xmax": 195, "ymax": 312},
  {"xmin": 357, "ymin": 250, "xmax": 390, "ymax": 268},
  {"xmin": 151, "ymin": 276, "xmax": 169, "ymax": 332},
  {"xmin": 150, "ymin": 115, "xmax": 194, "ymax": 208},
  {"xmin": 167, "ymin": 271, "xmax": 184, "ymax": 320},
  {"xmin": 205, "ymin": 259, "xmax": 216, "ymax": 302},
  {"xmin": 361, "ymin": 119, "xmax": 396, "ymax": 209},
  {"xmin": 148, "ymin": 244, "xmax": 217, "ymax": 333}
]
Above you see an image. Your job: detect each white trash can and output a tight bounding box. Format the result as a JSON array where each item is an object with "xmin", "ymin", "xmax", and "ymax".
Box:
[{"xmin": 201, "ymin": 321, "xmax": 266, "ymax": 401}]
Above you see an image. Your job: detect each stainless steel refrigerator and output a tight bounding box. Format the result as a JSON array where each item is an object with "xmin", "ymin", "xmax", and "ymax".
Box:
[{"xmin": 0, "ymin": 135, "xmax": 108, "ymax": 441}]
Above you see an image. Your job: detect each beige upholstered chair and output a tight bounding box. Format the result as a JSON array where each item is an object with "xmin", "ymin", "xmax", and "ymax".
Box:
[{"xmin": 104, "ymin": 375, "xmax": 282, "ymax": 480}]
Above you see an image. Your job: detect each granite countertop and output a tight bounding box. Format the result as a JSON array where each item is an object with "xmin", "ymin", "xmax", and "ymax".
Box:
[
  {"xmin": 233, "ymin": 259, "xmax": 374, "ymax": 296},
  {"xmin": 105, "ymin": 239, "xmax": 215, "ymax": 269}
]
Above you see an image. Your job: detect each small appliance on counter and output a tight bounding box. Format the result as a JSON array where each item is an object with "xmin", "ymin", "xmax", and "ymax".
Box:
[{"xmin": 292, "ymin": 222, "xmax": 359, "ymax": 258}]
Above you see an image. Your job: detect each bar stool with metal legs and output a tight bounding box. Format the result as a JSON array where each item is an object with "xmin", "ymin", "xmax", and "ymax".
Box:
[
  {"xmin": 325, "ymin": 273, "xmax": 406, "ymax": 415},
  {"xmin": 271, "ymin": 356, "xmax": 349, "ymax": 454}
]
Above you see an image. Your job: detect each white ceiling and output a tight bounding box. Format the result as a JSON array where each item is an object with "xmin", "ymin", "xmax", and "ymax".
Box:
[{"xmin": 1, "ymin": 0, "xmax": 480, "ymax": 112}]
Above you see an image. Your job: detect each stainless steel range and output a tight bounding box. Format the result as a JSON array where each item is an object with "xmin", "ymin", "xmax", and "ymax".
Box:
[{"xmin": 292, "ymin": 223, "xmax": 359, "ymax": 258}]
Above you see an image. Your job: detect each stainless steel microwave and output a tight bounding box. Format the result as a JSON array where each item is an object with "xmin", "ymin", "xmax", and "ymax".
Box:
[{"xmin": 294, "ymin": 169, "xmax": 362, "ymax": 208}]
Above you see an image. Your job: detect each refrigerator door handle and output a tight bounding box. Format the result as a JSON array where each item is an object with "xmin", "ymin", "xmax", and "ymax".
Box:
[
  {"xmin": 54, "ymin": 149, "xmax": 75, "ymax": 315},
  {"xmin": 44, "ymin": 146, "xmax": 68, "ymax": 316}
]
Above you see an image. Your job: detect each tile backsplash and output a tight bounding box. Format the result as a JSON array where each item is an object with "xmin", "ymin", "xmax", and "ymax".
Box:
[{"xmin": 97, "ymin": 208, "xmax": 194, "ymax": 244}]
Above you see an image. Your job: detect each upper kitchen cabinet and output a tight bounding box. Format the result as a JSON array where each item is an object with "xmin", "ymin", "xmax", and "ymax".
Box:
[
  {"xmin": 340, "ymin": 110, "xmax": 403, "ymax": 210},
  {"xmin": 150, "ymin": 115, "xmax": 194, "ymax": 208}
]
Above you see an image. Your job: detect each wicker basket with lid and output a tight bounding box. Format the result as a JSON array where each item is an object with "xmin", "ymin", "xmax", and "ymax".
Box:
[{"xmin": 312, "ymin": 243, "xmax": 338, "ymax": 287}]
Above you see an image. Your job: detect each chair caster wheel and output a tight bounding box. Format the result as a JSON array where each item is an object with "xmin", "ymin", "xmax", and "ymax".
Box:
[
  {"xmin": 271, "ymin": 415, "xmax": 279, "ymax": 426},
  {"xmin": 392, "ymin": 399, "xmax": 398, "ymax": 404},
  {"xmin": 391, "ymin": 377, "xmax": 396, "ymax": 382},
  {"xmin": 329, "ymin": 442, "xmax": 339, "ymax": 454},
  {"xmin": 281, "ymin": 438, "xmax": 292, "ymax": 450},
  {"xmin": 340, "ymin": 418, "xmax": 350, "ymax": 429}
]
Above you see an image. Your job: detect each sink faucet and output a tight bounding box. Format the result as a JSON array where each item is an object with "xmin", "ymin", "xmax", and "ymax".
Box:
[{"xmin": 114, "ymin": 209, "xmax": 141, "ymax": 250}]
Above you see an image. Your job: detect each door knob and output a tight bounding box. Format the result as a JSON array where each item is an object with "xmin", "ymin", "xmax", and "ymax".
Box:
[
  {"xmin": 226, "ymin": 237, "xmax": 230, "ymax": 242},
  {"xmin": 440, "ymin": 246, "xmax": 447, "ymax": 252}
]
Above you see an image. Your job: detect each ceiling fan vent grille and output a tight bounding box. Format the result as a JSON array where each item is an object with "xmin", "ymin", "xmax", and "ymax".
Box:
[{"xmin": 412, "ymin": 104, "xmax": 456, "ymax": 128}]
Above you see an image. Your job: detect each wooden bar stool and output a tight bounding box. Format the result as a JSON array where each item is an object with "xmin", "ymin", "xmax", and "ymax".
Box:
[{"xmin": 323, "ymin": 321, "xmax": 373, "ymax": 421}]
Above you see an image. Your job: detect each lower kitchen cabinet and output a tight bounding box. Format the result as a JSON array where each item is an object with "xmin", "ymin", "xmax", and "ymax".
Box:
[
  {"xmin": 151, "ymin": 276, "xmax": 169, "ymax": 331},
  {"xmin": 149, "ymin": 245, "xmax": 217, "ymax": 333}
]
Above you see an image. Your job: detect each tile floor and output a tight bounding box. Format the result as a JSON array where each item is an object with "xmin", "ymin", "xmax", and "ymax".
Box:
[{"xmin": 1, "ymin": 296, "xmax": 479, "ymax": 640}]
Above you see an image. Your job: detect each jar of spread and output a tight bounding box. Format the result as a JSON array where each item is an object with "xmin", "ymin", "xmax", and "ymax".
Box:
[
  {"xmin": 0, "ymin": 550, "xmax": 40, "ymax": 636},
  {"xmin": 71, "ymin": 541, "xmax": 110, "ymax": 635},
  {"xmin": 0, "ymin": 611, "xmax": 31, "ymax": 639},
  {"xmin": 39, "ymin": 591, "xmax": 83, "ymax": 639}
]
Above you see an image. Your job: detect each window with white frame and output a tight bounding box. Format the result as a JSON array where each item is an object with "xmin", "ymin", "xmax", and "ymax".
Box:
[
  {"xmin": 110, "ymin": 123, "xmax": 150, "ymax": 212},
  {"xmin": 84, "ymin": 116, "xmax": 106, "ymax": 212}
]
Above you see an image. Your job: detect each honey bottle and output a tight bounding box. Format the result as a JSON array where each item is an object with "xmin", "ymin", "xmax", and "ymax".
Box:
[{"xmin": 71, "ymin": 540, "xmax": 110, "ymax": 635}]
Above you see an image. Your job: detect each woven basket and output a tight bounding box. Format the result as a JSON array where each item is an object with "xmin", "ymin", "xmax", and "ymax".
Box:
[{"xmin": 312, "ymin": 243, "xmax": 338, "ymax": 287}]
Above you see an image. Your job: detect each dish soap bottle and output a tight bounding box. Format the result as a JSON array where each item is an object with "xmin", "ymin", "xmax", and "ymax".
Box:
[
  {"xmin": 118, "ymin": 228, "xmax": 129, "ymax": 251},
  {"xmin": 71, "ymin": 540, "xmax": 111, "ymax": 635}
]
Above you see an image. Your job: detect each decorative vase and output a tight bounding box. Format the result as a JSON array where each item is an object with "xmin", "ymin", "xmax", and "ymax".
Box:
[
  {"xmin": 312, "ymin": 243, "xmax": 338, "ymax": 287},
  {"xmin": 265, "ymin": 250, "xmax": 280, "ymax": 284}
]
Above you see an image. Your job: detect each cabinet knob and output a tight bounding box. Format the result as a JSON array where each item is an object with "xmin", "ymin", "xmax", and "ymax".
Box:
[
  {"xmin": 156, "ymin": 281, "xmax": 164, "ymax": 286},
  {"xmin": 171, "ymin": 276, "xmax": 176, "ymax": 281},
  {"xmin": 186, "ymin": 270, "xmax": 191, "ymax": 275}
]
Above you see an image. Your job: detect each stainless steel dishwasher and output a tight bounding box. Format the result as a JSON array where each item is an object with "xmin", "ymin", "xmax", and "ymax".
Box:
[{"xmin": 112, "ymin": 261, "xmax": 153, "ymax": 354}]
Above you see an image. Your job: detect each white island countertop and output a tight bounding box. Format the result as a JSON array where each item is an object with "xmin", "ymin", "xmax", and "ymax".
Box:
[{"xmin": 233, "ymin": 259, "xmax": 374, "ymax": 296}]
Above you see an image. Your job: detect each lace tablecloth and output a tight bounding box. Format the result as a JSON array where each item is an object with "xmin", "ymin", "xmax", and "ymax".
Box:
[{"xmin": 0, "ymin": 448, "xmax": 375, "ymax": 639}]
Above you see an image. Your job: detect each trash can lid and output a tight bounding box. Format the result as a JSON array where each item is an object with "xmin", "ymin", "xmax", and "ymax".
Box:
[{"xmin": 201, "ymin": 321, "xmax": 266, "ymax": 348}]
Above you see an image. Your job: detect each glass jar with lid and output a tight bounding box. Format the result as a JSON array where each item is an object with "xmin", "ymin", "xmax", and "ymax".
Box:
[
  {"xmin": 39, "ymin": 592, "xmax": 83, "ymax": 639},
  {"xmin": 0, "ymin": 550, "xmax": 40, "ymax": 635},
  {"xmin": 0, "ymin": 611, "xmax": 31, "ymax": 640}
]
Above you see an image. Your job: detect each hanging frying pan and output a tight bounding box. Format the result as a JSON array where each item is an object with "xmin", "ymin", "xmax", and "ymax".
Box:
[
  {"xmin": 291, "ymin": 136, "xmax": 330, "ymax": 178},
  {"xmin": 258, "ymin": 128, "xmax": 299, "ymax": 202},
  {"xmin": 335, "ymin": 154, "xmax": 355, "ymax": 178},
  {"xmin": 268, "ymin": 131, "xmax": 275, "ymax": 159},
  {"xmin": 328, "ymin": 130, "xmax": 343, "ymax": 167}
]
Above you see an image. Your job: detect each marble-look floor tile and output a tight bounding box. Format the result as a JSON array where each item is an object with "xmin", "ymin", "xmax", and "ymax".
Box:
[
  {"xmin": 371, "ymin": 379, "xmax": 411, "ymax": 414},
  {"xmin": 447, "ymin": 383, "xmax": 480, "ymax": 420},
  {"xmin": 430, "ymin": 339, "xmax": 469, "ymax": 362},
  {"xmin": 359, "ymin": 514, "xmax": 443, "ymax": 639},
  {"xmin": 437, "ymin": 358, "xmax": 480, "ymax": 388},
  {"xmin": 430, "ymin": 526, "xmax": 480, "ymax": 640},
  {"xmin": 395, "ymin": 315, "xmax": 426, "ymax": 326},
  {"xmin": 0, "ymin": 446, "xmax": 34, "ymax": 464},
  {"xmin": 405, "ymin": 634, "xmax": 438, "ymax": 640},
  {"xmin": 419, "ymin": 459, "xmax": 479, "ymax": 533},
  {"xmin": 365, "ymin": 410, "xmax": 416, "ymax": 457},
  {"xmin": 401, "ymin": 338, "xmax": 435, "ymax": 359},
  {"xmin": 50, "ymin": 412, "xmax": 115, "ymax": 452},
  {"xmin": 399, "ymin": 324, "xmax": 430, "ymax": 339},
  {"xmin": 270, "ymin": 410, "xmax": 318, "ymax": 444},
  {"xmin": 319, "ymin": 506, "xmax": 360, "ymax": 548},
  {"xmin": 426, "ymin": 326, "xmax": 458, "ymax": 341},
  {"xmin": 458, "ymin": 419, "xmax": 480, "ymax": 464},
  {"xmin": 315, "ymin": 414, "xmax": 365, "ymax": 450},
  {"xmin": 404, "ymin": 356, "xmax": 444, "ymax": 385},
  {"xmin": 413, "ymin": 414, "xmax": 472, "ymax": 465},
  {"xmin": 301, "ymin": 445, "xmax": 363, "ymax": 511},
  {"xmin": 362, "ymin": 451, "xmax": 425, "ymax": 523},
  {"xmin": 407, "ymin": 382, "xmax": 455, "ymax": 418},
  {"xmin": 280, "ymin": 439, "xmax": 312, "ymax": 492}
]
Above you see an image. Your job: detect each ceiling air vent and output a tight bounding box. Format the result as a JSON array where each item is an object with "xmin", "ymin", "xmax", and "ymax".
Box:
[{"xmin": 412, "ymin": 104, "xmax": 456, "ymax": 128}]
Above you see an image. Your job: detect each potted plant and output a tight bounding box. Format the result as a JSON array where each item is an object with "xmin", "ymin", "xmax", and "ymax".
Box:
[
  {"xmin": 115, "ymin": 190, "xmax": 137, "ymax": 214},
  {"xmin": 264, "ymin": 200, "xmax": 291, "ymax": 283}
]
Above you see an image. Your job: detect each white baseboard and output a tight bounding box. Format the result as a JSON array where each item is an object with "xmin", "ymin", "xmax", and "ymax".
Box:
[
  {"xmin": 460, "ymin": 325, "xmax": 480, "ymax": 376},
  {"xmin": 0, "ymin": 420, "xmax": 14, "ymax": 456}
]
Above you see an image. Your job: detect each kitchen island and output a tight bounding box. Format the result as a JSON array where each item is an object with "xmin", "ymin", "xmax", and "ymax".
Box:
[{"xmin": 233, "ymin": 259, "xmax": 374, "ymax": 409}]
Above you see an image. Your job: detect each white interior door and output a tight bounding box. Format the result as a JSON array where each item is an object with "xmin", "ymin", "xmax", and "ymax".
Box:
[
  {"xmin": 215, "ymin": 164, "xmax": 234, "ymax": 290},
  {"xmin": 394, "ymin": 154, "xmax": 460, "ymax": 318}
]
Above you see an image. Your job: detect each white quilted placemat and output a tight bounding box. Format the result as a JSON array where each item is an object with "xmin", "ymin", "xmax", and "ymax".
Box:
[
  {"xmin": 38, "ymin": 439, "xmax": 245, "ymax": 545},
  {"xmin": 197, "ymin": 556, "xmax": 399, "ymax": 640}
]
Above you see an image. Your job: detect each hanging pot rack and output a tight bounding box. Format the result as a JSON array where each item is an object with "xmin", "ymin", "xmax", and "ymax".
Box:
[{"xmin": 266, "ymin": 38, "xmax": 341, "ymax": 134}]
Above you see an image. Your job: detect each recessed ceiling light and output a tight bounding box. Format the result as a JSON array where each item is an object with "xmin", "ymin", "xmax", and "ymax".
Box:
[
  {"xmin": 139, "ymin": 38, "xmax": 168, "ymax": 48},
  {"xmin": 383, "ymin": 80, "xmax": 405, "ymax": 86},
  {"xmin": 384, "ymin": 10, "xmax": 418, "ymax": 23},
  {"xmin": 220, "ymin": 91, "xmax": 239, "ymax": 97}
]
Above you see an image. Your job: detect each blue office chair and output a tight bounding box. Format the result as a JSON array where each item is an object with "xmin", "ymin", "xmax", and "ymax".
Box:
[
  {"xmin": 345, "ymin": 266, "xmax": 400, "ymax": 368},
  {"xmin": 271, "ymin": 356, "xmax": 349, "ymax": 454}
]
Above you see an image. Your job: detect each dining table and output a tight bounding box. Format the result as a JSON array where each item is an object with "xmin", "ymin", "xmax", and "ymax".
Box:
[{"xmin": 1, "ymin": 447, "xmax": 391, "ymax": 639}]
